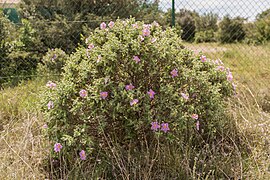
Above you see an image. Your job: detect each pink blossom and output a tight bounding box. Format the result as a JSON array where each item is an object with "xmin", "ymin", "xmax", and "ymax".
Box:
[
  {"xmin": 196, "ymin": 121, "xmax": 200, "ymax": 130},
  {"xmin": 133, "ymin": 56, "xmax": 141, "ymax": 63},
  {"xmin": 191, "ymin": 114, "xmax": 199, "ymax": 120},
  {"xmin": 125, "ymin": 84, "xmax": 135, "ymax": 91},
  {"xmin": 47, "ymin": 101, "xmax": 54, "ymax": 110},
  {"xmin": 151, "ymin": 122, "xmax": 160, "ymax": 131},
  {"xmin": 227, "ymin": 72, "xmax": 233, "ymax": 81},
  {"xmin": 200, "ymin": 55, "xmax": 207, "ymax": 62},
  {"xmin": 147, "ymin": 89, "xmax": 156, "ymax": 99},
  {"xmin": 181, "ymin": 93, "xmax": 189, "ymax": 100},
  {"xmin": 132, "ymin": 23, "xmax": 139, "ymax": 28},
  {"xmin": 130, "ymin": 99, "xmax": 139, "ymax": 106},
  {"xmin": 100, "ymin": 91, "xmax": 108, "ymax": 99},
  {"xmin": 170, "ymin": 69, "xmax": 178, "ymax": 78},
  {"xmin": 142, "ymin": 28, "xmax": 150, "ymax": 36},
  {"xmin": 88, "ymin": 44, "xmax": 94, "ymax": 50},
  {"xmin": 100, "ymin": 22, "xmax": 106, "ymax": 29},
  {"xmin": 216, "ymin": 66, "xmax": 225, "ymax": 71},
  {"xmin": 54, "ymin": 143, "xmax": 62, "ymax": 152},
  {"xmin": 79, "ymin": 89, "xmax": 87, "ymax": 98},
  {"xmin": 108, "ymin": 21, "xmax": 114, "ymax": 28},
  {"xmin": 79, "ymin": 150, "xmax": 86, "ymax": 160},
  {"xmin": 46, "ymin": 81, "xmax": 57, "ymax": 89},
  {"xmin": 51, "ymin": 54, "xmax": 57, "ymax": 61},
  {"xmin": 42, "ymin": 124, "xmax": 48, "ymax": 129},
  {"xmin": 161, "ymin": 123, "xmax": 170, "ymax": 133}
]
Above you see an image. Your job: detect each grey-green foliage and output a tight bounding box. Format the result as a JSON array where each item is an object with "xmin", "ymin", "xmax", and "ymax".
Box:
[
  {"xmin": 37, "ymin": 48, "xmax": 68, "ymax": 76},
  {"xmin": 41, "ymin": 18, "xmax": 235, "ymax": 178}
]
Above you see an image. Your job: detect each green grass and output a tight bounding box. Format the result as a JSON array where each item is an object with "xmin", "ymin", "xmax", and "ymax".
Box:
[
  {"xmin": 0, "ymin": 43, "xmax": 270, "ymax": 179},
  {"xmin": 184, "ymin": 42, "xmax": 270, "ymax": 93}
]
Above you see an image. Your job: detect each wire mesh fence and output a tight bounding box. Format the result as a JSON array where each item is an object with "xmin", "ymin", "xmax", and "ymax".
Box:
[{"xmin": 0, "ymin": 0, "xmax": 270, "ymax": 93}]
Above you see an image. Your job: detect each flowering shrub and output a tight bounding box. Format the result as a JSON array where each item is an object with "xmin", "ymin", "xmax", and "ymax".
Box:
[
  {"xmin": 37, "ymin": 48, "xmax": 67, "ymax": 75},
  {"xmin": 41, "ymin": 18, "xmax": 234, "ymax": 176}
]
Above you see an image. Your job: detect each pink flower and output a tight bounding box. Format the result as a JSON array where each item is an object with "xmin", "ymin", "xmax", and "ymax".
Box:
[
  {"xmin": 130, "ymin": 99, "xmax": 139, "ymax": 106},
  {"xmin": 142, "ymin": 28, "xmax": 150, "ymax": 36},
  {"xmin": 161, "ymin": 123, "xmax": 170, "ymax": 133},
  {"xmin": 227, "ymin": 72, "xmax": 233, "ymax": 81},
  {"xmin": 51, "ymin": 54, "xmax": 57, "ymax": 61},
  {"xmin": 200, "ymin": 55, "xmax": 207, "ymax": 62},
  {"xmin": 196, "ymin": 121, "xmax": 200, "ymax": 130},
  {"xmin": 108, "ymin": 21, "xmax": 114, "ymax": 28},
  {"xmin": 42, "ymin": 124, "xmax": 48, "ymax": 129},
  {"xmin": 151, "ymin": 122, "xmax": 160, "ymax": 131},
  {"xmin": 79, "ymin": 150, "xmax": 86, "ymax": 160},
  {"xmin": 100, "ymin": 91, "xmax": 108, "ymax": 99},
  {"xmin": 54, "ymin": 143, "xmax": 62, "ymax": 152},
  {"xmin": 170, "ymin": 69, "xmax": 178, "ymax": 78},
  {"xmin": 133, "ymin": 56, "xmax": 141, "ymax": 63},
  {"xmin": 181, "ymin": 93, "xmax": 189, "ymax": 100},
  {"xmin": 138, "ymin": 35, "xmax": 144, "ymax": 42},
  {"xmin": 88, "ymin": 44, "xmax": 94, "ymax": 50},
  {"xmin": 216, "ymin": 66, "xmax": 225, "ymax": 71},
  {"xmin": 47, "ymin": 101, "xmax": 54, "ymax": 110},
  {"xmin": 125, "ymin": 84, "xmax": 135, "ymax": 91},
  {"xmin": 100, "ymin": 22, "xmax": 106, "ymax": 29},
  {"xmin": 79, "ymin": 89, "xmax": 87, "ymax": 98},
  {"xmin": 191, "ymin": 114, "xmax": 199, "ymax": 120},
  {"xmin": 147, "ymin": 89, "xmax": 156, "ymax": 99},
  {"xmin": 132, "ymin": 23, "xmax": 138, "ymax": 28},
  {"xmin": 46, "ymin": 81, "xmax": 57, "ymax": 89}
]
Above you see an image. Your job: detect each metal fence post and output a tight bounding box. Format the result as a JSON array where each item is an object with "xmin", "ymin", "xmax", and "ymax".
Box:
[{"xmin": 172, "ymin": 0, "xmax": 175, "ymax": 27}]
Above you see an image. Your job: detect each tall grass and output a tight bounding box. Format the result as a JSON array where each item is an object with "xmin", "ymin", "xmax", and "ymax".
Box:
[
  {"xmin": 0, "ymin": 43, "xmax": 269, "ymax": 179},
  {"xmin": 0, "ymin": 79, "xmax": 49, "ymax": 179}
]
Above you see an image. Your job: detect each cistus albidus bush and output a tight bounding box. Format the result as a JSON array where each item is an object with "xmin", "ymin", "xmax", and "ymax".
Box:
[{"xmin": 41, "ymin": 18, "xmax": 235, "ymax": 178}]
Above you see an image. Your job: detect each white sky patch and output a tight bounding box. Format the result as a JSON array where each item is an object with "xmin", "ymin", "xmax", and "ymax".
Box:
[{"xmin": 159, "ymin": 0, "xmax": 270, "ymax": 21}]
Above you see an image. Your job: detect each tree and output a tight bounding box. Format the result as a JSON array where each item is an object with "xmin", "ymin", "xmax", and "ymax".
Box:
[
  {"xmin": 175, "ymin": 9, "xmax": 198, "ymax": 41},
  {"xmin": 217, "ymin": 16, "xmax": 246, "ymax": 43},
  {"xmin": 195, "ymin": 12, "xmax": 218, "ymax": 32},
  {"xmin": 19, "ymin": 0, "xmax": 160, "ymax": 53}
]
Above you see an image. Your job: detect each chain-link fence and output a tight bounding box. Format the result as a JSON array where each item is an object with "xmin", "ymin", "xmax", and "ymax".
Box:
[{"xmin": 0, "ymin": 0, "xmax": 270, "ymax": 93}]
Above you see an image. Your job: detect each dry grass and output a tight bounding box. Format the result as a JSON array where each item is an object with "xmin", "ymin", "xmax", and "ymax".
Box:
[
  {"xmin": 0, "ymin": 43, "xmax": 269, "ymax": 179},
  {"xmin": 0, "ymin": 80, "xmax": 49, "ymax": 179}
]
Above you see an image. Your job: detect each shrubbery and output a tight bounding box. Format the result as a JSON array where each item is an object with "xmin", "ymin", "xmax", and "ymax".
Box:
[
  {"xmin": 41, "ymin": 18, "xmax": 235, "ymax": 178},
  {"xmin": 0, "ymin": 14, "xmax": 41, "ymax": 87},
  {"xmin": 194, "ymin": 30, "xmax": 216, "ymax": 43},
  {"xmin": 37, "ymin": 48, "xmax": 67, "ymax": 76}
]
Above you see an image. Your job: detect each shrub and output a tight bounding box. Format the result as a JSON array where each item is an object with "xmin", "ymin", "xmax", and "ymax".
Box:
[
  {"xmin": 37, "ymin": 48, "xmax": 68, "ymax": 76},
  {"xmin": 217, "ymin": 16, "xmax": 246, "ymax": 43},
  {"xmin": 0, "ymin": 16, "xmax": 41, "ymax": 87},
  {"xmin": 41, "ymin": 18, "xmax": 235, "ymax": 178},
  {"xmin": 194, "ymin": 30, "xmax": 216, "ymax": 43}
]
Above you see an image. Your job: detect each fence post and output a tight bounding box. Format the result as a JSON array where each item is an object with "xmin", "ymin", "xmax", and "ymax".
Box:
[{"xmin": 171, "ymin": 0, "xmax": 175, "ymax": 27}]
